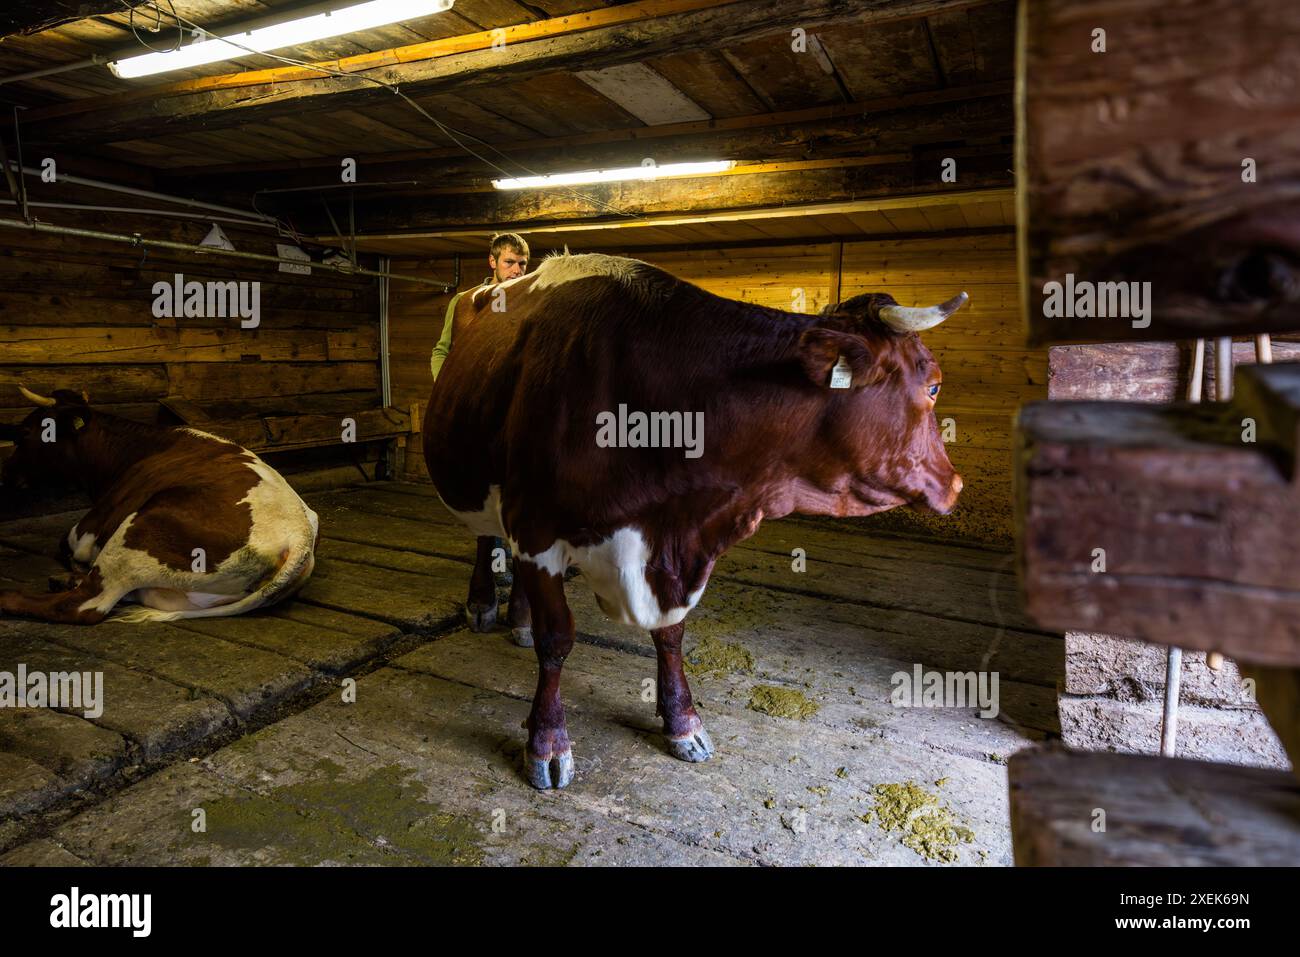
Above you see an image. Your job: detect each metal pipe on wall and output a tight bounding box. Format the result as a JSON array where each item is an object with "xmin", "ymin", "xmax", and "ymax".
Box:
[
  {"xmin": 0, "ymin": 57, "xmax": 106, "ymax": 86},
  {"xmin": 379, "ymin": 255, "xmax": 392, "ymax": 407},
  {"xmin": 0, "ymin": 198, "xmax": 274, "ymax": 229},
  {"xmin": 4, "ymin": 161, "xmax": 279, "ymax": 225},
  {"xmin": 1160, "ymin": 337, "xmax": 1207, "ymax": 757},
  {"xmin": 0, "ymin": 218, "xmax": 456, "ymax": 290},
  {"xmin": 378, "ymin": 253, "xmax": 394, "ymax": 481}
]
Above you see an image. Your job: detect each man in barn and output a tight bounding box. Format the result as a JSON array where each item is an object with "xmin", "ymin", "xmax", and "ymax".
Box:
[
  {"xmin": 429, "ymin": 232, "xmax": 529, "ymax": 381},
  {"xmin": 431, "ymin": 232, "xmax": 532, "ymax": 642}
]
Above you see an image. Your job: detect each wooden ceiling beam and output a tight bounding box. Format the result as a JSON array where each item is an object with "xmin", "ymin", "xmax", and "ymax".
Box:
[
  {"xmin": 0, "ymin": 1, "xmax": 149, "ymax": 38},
  {"xmin": 279, "ymin": 153, "xmax": 1014, "ymax": 234},
  {"xmin": 330, "ymin": 187, "xmax": 1016, "ymax": 245},
  {"xmin": 20, "ymin": 0, "xmax": 1001, "ymax": 145}
]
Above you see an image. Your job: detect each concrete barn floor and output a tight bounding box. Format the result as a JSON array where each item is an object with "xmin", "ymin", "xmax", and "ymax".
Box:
[{"xmin": 0, "ymin": 482, "xmax": 1062, "ymax": 866}]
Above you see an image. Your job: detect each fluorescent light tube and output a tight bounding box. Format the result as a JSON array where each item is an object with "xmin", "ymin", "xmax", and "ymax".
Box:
[
  {"xmin": 108, "ymin": 0, "xmax": 456, "ymax": 79},
  {"xmin": 493, "ymin": 161, "xmax": 737, "ymax": 190}
]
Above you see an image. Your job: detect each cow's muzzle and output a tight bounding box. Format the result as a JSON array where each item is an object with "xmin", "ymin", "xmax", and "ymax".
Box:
[
  {"xmin": 916, "ymin": 471, "xmax": 963, "ymax": 515},
  {"xmin": 935, "ymin": 472, "xmax": 963, "ymax": 514}
]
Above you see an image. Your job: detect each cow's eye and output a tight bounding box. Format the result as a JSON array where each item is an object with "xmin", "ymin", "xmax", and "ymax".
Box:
[{"xmin": 927, "ymin": 384, "xmax": 941, "ymax": 398}]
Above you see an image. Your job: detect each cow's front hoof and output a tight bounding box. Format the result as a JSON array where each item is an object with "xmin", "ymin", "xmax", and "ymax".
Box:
[
  {"xmin": 511, "ymin": 626, "xmax": 533, "ymax": 648},
  {"xmin": 525, "ymin": 749, "xmax": 574, "ymax": 789},
  {"xmin": 667, "ymin": 724, "xmax": 715, "ymax": 763},
  {"xmin": 465, "ymin": 601, "xmax": 498, "ymax": 632}
]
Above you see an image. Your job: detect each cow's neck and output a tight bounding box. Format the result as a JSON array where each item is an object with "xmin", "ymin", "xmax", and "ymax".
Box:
[{"xmin": 75, "ymin": 415, "xmax": 184, "ymax": 500}]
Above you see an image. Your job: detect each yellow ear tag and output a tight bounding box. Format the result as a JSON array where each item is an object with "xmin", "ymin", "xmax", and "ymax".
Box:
[
  {"xmin": 829, "ymin": 356, "xmax": 853, "ymax": 389},
  {"xmin": 73, "ymin": 417, "xmax": 85, "ymax": 431}
]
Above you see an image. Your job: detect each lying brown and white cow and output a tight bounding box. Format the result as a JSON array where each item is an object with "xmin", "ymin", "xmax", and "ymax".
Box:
[
  {"xmin": 0, "ymin": 387, "xmax": 318, "ymax": 624},
  {"xmin": 424, "ymin": 252, "xmax": 966, "ymax": 789}
]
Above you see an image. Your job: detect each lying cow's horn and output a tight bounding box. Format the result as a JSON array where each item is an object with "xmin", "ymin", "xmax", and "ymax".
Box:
[
  {"xmin": 879, "ymin": 291, "xmax": 969, "ymax": 333},
  {"xmin": 18, "ymin": 385, "xmax": 56, "ymax": 407}
]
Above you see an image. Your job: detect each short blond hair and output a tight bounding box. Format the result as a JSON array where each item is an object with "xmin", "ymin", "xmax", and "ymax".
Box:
[{"xmin": 490, "ymin": 232, "xmax": 529, "ymax": 259}]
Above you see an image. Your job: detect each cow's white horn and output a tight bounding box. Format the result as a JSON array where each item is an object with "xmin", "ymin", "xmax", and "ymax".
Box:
[
  {"xmin": 18, "ymin": 385, "xmax": 56, "ymax": 407},
  {"xmin": 879, "ymin": 291, "xmax": 969, "ymax": 332}
]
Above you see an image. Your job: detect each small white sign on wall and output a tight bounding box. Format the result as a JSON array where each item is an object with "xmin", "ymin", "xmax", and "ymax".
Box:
[{"xmin": 277, "ymin": 243, "xmax": 312, "ymax": 275}]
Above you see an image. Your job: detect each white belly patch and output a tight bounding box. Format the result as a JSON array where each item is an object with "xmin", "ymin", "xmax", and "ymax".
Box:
[
  {"xmin": 441, "ymin": 484, "xmax": 506, "ymax": 538},
  {"xmin": 441, "ymin": 487, "xmax": 705, "ymax": 631},
  {"xmin": 512, "ymin": 525, "xmax": 704, "ymax": 631}
]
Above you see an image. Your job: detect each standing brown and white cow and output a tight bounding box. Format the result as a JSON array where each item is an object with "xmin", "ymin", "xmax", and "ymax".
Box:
[
  {"xmin": 424, "ymin": 253, "xmax": 966, "ymax": 789},
  {"xmin": 0, "ymin": 387, "xmax": 318, "ymax": 624}
]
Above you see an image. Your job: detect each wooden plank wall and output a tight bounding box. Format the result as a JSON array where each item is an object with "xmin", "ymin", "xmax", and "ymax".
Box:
[
  {"xmin": 389, "ymin": 232, "xmax": 1036, "ymax": 547},
  {"xmin": 0, "ymin": 209, "xmax": 381, "ymax": 439}
]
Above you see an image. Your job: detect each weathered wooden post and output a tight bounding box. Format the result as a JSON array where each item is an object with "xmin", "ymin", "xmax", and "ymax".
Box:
[{"xmin": 1010, "ymin": 0, "xmax": 1300, "ymax": 865}]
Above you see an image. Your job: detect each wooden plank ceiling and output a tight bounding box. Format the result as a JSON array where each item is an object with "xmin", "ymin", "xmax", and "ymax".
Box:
[{"xmin": 0, "ymin": 0, "xmax": 1017, "ymax": 252}]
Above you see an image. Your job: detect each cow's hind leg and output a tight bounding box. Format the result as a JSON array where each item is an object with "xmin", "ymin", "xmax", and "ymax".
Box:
[
  {"xmin": 465, "ymin": 535, "xmax": 499, "ymax": 631},
  {"xmin": 516, "ymin": 560, "xmax": 576, "ymax": 789},
  {"xmin": 506, "ymin": 558, "xmax": 532, "ymax": 647},
  {"xmin": 652, "ymin": 622, "xmax": 715, "ymax": 762}
]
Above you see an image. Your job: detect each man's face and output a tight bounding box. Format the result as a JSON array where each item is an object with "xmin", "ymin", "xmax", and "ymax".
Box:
[{"xmin": 489, "ymin": 246, "xmax": 528, "ymax": 283}]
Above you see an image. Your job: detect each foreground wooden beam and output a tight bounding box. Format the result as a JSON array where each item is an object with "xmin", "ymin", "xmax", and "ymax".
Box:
[
  {"xmin": 1017, "ymin": 362, "xmax": 1300, "ymax": 667},
  {"xmin": 1009, "ymin": 745, "xmax": 1300, "ymax": 866},
  {"xmin": 1017, "ymin": 0, "xmax": 1300, "ymax": 345},
  {"xmin": 22, "ymin": 0, "xmax": 998, "ymax": 145},
  {"xmin": 1018, "ymin": 361, "xmax": 1300, "ymax": 776}
]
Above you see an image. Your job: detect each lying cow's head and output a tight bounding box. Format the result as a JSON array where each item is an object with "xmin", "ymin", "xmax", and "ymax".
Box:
[
  {"xmin": 0, "ymin": 386, "xmax": 92, "ymax": 492},
  {"xmin": 796, "ymin": 292, "xmax": 968, "ymax": 515}
]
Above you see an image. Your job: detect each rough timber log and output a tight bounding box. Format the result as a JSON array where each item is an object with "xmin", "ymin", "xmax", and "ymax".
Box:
[
  {"xmin": 1018, "ymin": 362, "xmax": 1300, "ymax": 775},
  {"xmin": 1008, "ymin": 745, "xmax": 1300, "ymax": 866},
  {"xmin": 1017, "ymin": 0, "xmax": 1300, "ymax": 345}
]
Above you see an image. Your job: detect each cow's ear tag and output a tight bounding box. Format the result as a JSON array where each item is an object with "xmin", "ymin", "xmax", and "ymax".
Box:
[
  {"xmin": 829, "ymin": 356, "xmax": 853, "ymax": 389},
  {"xmin": 72, "ymin": 416, "xmax": 85, "ymax": 431}
]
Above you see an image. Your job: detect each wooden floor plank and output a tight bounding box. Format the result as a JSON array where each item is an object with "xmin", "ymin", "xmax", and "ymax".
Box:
[
  {"xmin": 26, "ymin": 676, "xmax": 750, "ymax": 867},
  {"xmin": 1, "ymin": 626, "xmax": 233, "ymax": 764},
  {"xmin": 31, "ymin": 620, "xmax": 320, "ymax": 723}
]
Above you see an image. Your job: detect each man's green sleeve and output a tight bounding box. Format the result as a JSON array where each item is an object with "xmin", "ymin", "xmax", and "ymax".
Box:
[{"xmin": 430, "ymin": 291, "xmax": 465, "ymax": 382}]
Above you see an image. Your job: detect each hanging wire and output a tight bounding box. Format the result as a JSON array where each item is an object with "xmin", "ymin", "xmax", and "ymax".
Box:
[
  {"xmin": 115, "ymin": 0, "xmax": 643, "ymax": 219},
  {"xmin": 126, "ymin": 0, "xmax": 183, "ymax": 54}
]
